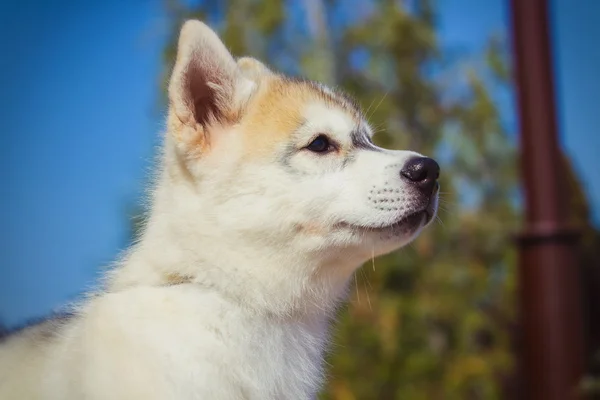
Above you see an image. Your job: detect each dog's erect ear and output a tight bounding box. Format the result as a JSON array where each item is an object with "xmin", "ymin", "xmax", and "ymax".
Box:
[
  {"xmin": 168, "ymin": 21, "xmax": 255, "ymax": 153},
  {"xmin": 237, "ymin": 57, "xmax": 272, "ymax": 82}
]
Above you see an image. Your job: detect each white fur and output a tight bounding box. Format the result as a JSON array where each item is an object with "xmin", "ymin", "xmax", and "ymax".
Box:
[{"xmin": 0, "ymin": 20, "xmax": 439, "ymax": 399}]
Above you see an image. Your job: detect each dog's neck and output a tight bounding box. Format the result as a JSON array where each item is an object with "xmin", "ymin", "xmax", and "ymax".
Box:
[{"xmin": 107, "ymin": 143, "xmax": 361, "ymax": 319}]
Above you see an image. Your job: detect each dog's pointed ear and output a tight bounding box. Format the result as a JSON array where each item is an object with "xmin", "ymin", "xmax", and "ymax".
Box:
[
  {"xmin": 168, "ymin": 21, "xmax": 255, "ymax": 153},
  {"xmin": 237, "ymin": 57, "xmax": 272, "ymax": 81}
]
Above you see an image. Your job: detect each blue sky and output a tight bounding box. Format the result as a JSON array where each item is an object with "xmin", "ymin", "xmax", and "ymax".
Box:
[{"xmin": 1, "ymin": 0, "xmax": 598, "ymax": 328}]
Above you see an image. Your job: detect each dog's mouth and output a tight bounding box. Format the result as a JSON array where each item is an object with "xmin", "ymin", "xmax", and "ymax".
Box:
[
  {"xmin": 339, "ymin": 208, "xmax": 433, "ymax": 234},
  {"xmin": 338, "ymin": 197, "xmax": 437, "ymax": 235}
]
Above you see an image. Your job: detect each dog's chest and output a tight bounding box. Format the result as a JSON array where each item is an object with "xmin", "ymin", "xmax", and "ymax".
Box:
[
  {"xmin": 165, "ymin": 292, "xmax": 330, "ymax": 398},
  {"xmin": 81, "ymin": 286, "xmax": 331, "ymax": 399},
  {"xmin": 237, "ymin": 318, "xmax": 329, "ymax": 398}
]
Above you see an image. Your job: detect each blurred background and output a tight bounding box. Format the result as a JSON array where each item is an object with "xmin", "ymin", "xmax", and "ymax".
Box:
[{"xmin": 1, "ymin": 0, "xmax": 599, "ymax": 398}]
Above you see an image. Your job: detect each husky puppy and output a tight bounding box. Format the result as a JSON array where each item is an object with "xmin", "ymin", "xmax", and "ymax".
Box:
[{"xmin": 0, "ymin": 20, "xmax": 439, "ymax": 399}]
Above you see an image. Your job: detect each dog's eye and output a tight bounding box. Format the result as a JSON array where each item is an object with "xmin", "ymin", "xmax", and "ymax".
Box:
[{"xmin": 306, "ymin": 135, "xmax": 332, "ymax": 153}]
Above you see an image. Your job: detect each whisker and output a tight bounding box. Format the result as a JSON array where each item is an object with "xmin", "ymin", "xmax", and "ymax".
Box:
[
  {"xmin": 359, "ymin": 268, "xmax": 373, "ymax": 312},
  {"xmin": 437, "ymin": 197, "xmax": 455, "ymax": 209},
  {"xmin": 361, "ymin": 266, "xmax": 373, "ymax": 290},
  {"xmin": 436, "ymin": 215, "xmax": 446, "ymax": 229},
  {"xmin": 371, "ymin": 122, "xmax": 386, "ymax": 132},
  {"xmin": 437, "ymin": 198, "xmax": 456, "ymax": 205},
  {"xmin": 437, "ymin": 204, "xmax": 452, "ymax": 214},
  {"xmin": 371, "ymin": 245, "xmax": 376, "ymax": 272},
  {"xmin": 367, "ymin": 91, "xmax": 389, "ymax": 120},
  {"xmin": 354, "ymin": 273, "xmax": 360, "ymax": 304},
  {"xmin": 363, "ymin": 96, "xmax": 378, "ymax": 118}
]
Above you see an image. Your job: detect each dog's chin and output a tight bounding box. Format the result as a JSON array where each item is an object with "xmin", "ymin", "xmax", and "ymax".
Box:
[
  {"xmin": 339, "ymin": 204, "xmax": 437, "ymax": 243},
  {"xmin": 356, "ymin": 210, "xmax": 427, "ymax": 236}
]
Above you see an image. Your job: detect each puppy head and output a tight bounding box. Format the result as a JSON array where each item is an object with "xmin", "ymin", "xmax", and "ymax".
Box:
[{"xmin": 165, "ymin": 20, "xmax": 439, "ymax": 271}]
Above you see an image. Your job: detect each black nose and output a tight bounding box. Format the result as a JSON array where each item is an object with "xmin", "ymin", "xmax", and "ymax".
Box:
[{"xmin": 400, "ymin": 157, "xmax": 440, "ymax": 194}]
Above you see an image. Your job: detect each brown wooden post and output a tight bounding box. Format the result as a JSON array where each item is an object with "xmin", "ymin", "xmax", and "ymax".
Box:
[{"xmin": 509, "ymin": 0, "xmax": 585, "ymax": 399}]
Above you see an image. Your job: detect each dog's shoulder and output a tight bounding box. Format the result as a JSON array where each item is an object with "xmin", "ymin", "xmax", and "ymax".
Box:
[{"xmin": 0, "ymin": 311, "xmax": 75, "ymax": 345}]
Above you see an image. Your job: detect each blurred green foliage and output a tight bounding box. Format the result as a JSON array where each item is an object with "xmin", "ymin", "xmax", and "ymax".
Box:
[{"xmin": 153, "ymin": 0, "xmax": 600, "ymax": 398}]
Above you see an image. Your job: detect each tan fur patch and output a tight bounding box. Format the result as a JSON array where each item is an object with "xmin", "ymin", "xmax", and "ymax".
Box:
[
  {"xmin": 293, "ymin": 221, "xmax": 329, "ymax": 236},
  {"xmin": 164, "ymin": 273, "xmax": 194, "ymax": 286},
  {"xmin": 238, "ymin": 76, "xmax": 361, "ymax": 160}
]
